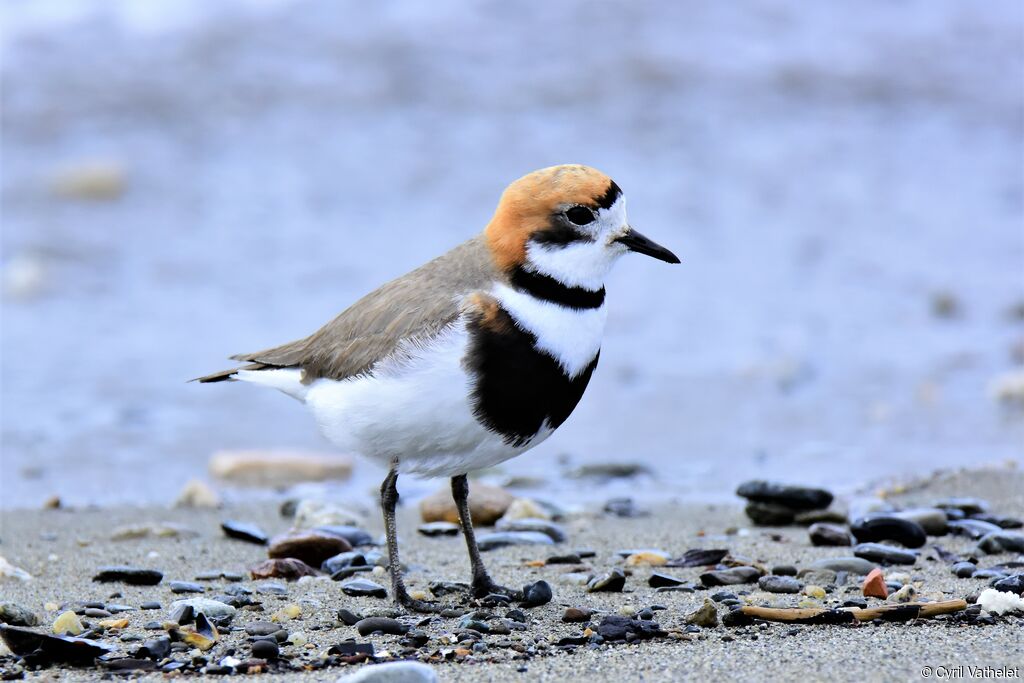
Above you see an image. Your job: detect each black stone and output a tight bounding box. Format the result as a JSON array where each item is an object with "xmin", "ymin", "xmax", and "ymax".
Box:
[
  {"xmin": 329, "ymin": 642, "xmax": 375, "ymax": 656},
  {"xmin": 430, "ymin": 581, "xmax": 470, "ymax": 597},
  {"xmin": 951, "ymin": 561, "xmax": 978, "ymax": 578},
  {"xmin": 700, "ymin": 567, "xmax": 762, "ymax": 586},
  {"xmin": 465, "ymin": 304, "xmax": 598, "ymax": 447},
  {"xmin": 853, "ymin": 543, "xmax": 919, "ymax": 565},
  {"xmin": 520, "ymin": 580, "xmax": 552, "ymax": 608},
  {"xmin": 341, "ymin": 579, "xmax": 387, "ymax": 598},
  {"xmin": 220, "ymin": 520, "xmax": 269, "ymax": 545},
  {"xmin": 809, "ymin": 522, "xmax": 854, "ymax": 547},
  {"xmin": 135, "ymin": 636, "xmax": 171, "ymax": 660},
  {"xmin": 596, "ymin": 614, "xmax": 666, "ymax": 642},
  {"xmin": 736, "ymin": 481, "xmax": 833, "ymax": 510},
  {"xmin": 992, "ymin": 573, "xmax": 1024, "ymax": 595},
  {"xmin": 648, "ymin": 571, "xmax": 687, "ymax": 588},
  {"xmin": 978, "ymin": 532, "xmax": 1024, "ymax": 554},
  {"xmin": 251, "ymin": 639, "xmax": 279, "ymax": 660},
  {"xmin": 355, "ymin": 617, "xmax": 408, "ymax": 636},
  {"xmin": 949, "ymin": 519, "xmax": 1003, "ymax": 540},
  {"xmin": 772, "ymin": 565, "xmax": 798, "ymax": 576},
  {"xmin": 587, "ymin": 568, "xmax": 626, "ymax": 592},
  {"xmin": 744, "ymin": 502, "xmax": 796, "ymax": 526},
  {"xmin": 935, "ymin": 497, "xmax": 989, "ymax": 516},
  {"xmin": 92, "ymin": 567, "xmax": 163, "ymax": 585},
  {"xmin": 970, "ymin": 513, "xmax": 1024, "ymax": 530},
  {"xmin": 321, "ymin": 551, "xmax": 367, "ymax": 575},
  {"xmin": 850, "ymin": 516, "xmax": 927, "ymax": 548},
  {"xmin": 546, "ymin": 554, "xmax": 582, "ymax": 565}
]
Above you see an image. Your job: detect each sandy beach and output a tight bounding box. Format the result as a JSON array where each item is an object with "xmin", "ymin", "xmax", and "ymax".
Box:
[{"xmin": 1, "ymin": 465, "xmax": 1022, "ymax": 682}]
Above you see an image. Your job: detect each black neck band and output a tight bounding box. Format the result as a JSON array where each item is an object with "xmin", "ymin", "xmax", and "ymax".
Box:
[{"xmin": 510, "ymin": 268, "xmax": 605, "ymax": 310}]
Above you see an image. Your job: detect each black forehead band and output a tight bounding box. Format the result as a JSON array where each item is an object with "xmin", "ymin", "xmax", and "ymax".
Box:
[{"xmin": 592, "ymin": 180, "xmax": 622, "ymax": 211}]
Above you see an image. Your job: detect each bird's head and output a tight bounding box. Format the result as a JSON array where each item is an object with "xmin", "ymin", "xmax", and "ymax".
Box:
[{"xmin": 484, "ymin": 164, "xmax": 679, "ymax": 290}]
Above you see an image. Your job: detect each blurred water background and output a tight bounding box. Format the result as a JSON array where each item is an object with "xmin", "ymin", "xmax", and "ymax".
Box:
[{"xmin": 2, "ymin": 0, "xmax": 1023, "ymax": 509}]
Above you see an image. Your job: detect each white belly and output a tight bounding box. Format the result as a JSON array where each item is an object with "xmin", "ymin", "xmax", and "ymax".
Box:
[{"xmin": 301, "ymin": 323, "xmax": 549, "ymax": 477}]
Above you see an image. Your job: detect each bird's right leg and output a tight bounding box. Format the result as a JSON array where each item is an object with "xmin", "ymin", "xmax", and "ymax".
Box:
[{"xmin": 380, "ymin": 468, "xmax": 443, "ymax": 613}]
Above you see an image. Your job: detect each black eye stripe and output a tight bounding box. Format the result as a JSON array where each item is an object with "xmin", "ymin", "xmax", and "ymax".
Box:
[
  {"xmin": 595, "ymin": 180, "xmax": 622, "ymax": 210},
  {"xmin": 531, "ymin": 222, "xmax": 591, "ymax": 247}
]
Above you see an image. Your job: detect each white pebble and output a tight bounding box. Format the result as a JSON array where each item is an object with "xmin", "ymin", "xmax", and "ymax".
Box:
[
  {"xmin": 978, "ymin": 588, "xmax": 1024, "ymax": 615},
  {"xmin": 336, "ymin": 661, "xmax": 439, "ymax": 683}
]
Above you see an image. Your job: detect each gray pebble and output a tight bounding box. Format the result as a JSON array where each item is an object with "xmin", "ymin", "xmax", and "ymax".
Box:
[
  {"xmin": 758, "ymin": 575, "xmax": 803, "ymax": 594},
  {"xmin": 495, "ymin": 518, "xmax": 568, "ymax": 543},
  {"xmin": 477, "ymin": 531, "xmax": 554, "ymax": 551},
  {"xmin": 853, "ymin": 543, "xmax": 919, "ymax": 565}
]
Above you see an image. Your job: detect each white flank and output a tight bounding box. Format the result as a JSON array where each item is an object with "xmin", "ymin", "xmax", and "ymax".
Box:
[
  {"xmin": 492, "ymin": 283, "xmax": 606, "ymax": 378},
  {"xmin": 302, "ymin": 323, "xmax": 546, "ymax": 478}
]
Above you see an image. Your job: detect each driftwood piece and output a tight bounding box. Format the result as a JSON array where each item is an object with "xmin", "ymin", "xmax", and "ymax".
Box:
[{"xmin": 724, "ymin": 599, "xmax": 968, "ymax": 626}]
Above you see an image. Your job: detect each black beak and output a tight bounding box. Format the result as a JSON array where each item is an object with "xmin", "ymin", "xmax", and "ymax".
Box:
[{"xmin": 615, "ymin": 227, "xmax": 680, "ymax": 264}]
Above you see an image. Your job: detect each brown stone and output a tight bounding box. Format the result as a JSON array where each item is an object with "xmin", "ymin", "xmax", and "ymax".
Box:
[
  {"xmin": 249, "ymin": 558, "xmax": 320, "ymax": 581},
  {"xmin": 209, "ymin": 450, "xmax": 353, "ymax": 486},
  {"xmin": 267, "ymin": 532, "xmax": 351, "ymax": 567},
  {"xmin": 419, "ymin": 483, "xmax": 514, "ymax": 526},
  {"xmin": 562, "ymin": 607, "xmax": 593, "ymax": 623},
  {"xmin": 862, "ymin": 567, "xmax": 888, "ymax": 599}
]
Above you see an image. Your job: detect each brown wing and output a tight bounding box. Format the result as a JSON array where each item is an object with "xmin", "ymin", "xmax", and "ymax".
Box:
[{"xmin": 197, "ymin": 236, "xmax": 499, "ymax": 383}]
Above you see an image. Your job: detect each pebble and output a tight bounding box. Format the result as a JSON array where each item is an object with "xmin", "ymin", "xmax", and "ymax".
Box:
[
  {"xmin": 169, "ymin": 581, "xmax": 205, "ymax": 594},
  {"xmin": 972, "ymin": 568, "xmax": 1009, "ymax": 581},
  {"xmin": 0, "ymin": 603, "xmax": 39, "ymax": 627},
  {"xmin": 336, "ymin": 661, "xmax": 438, "ymax": 683},
  {"xmin": 736, "ymin": 481, "xmax": 833, "ymax": 510},
  {"xmin": 337, "ymin": 608, "xmax": 363, "ymax": 625},
  {"xmin": 977, "ymin": 531, "xmax": 1024, "ymax": 554},
  {"xmin": 625, "ymin": 551, "xmax": 670, "ymax": 566},
  {"xmin": 169, "ymin": 598, "xmax": 236, "ymax": 620},
  {"xmin": 0, "ymin": 557, "xmax": 32, "ymax": 582},
  {"xmin": 772, "ymin": 565, "xmax": 798, "ymax": 576},
  {"xmin": 355, "ymin": 617, "xmax": 408, "ymax": 636},
  {"xmin": 685, "ymin": 599, "xmax": 719, "ymax": 628},
  {"xmin": 547, "ymin": 553, "xmax": 582, "ymax": 565},
  {"xmin": 597, "ymin": 614, "xmax": 667, "ymax": 641},
  {"xmin": 92, "ymin": 566, "xmax": 163, "ymax": 585},
  {"xmin": 419, "ymin": 483, "xmax": 513, "ymax": 525},
  {"xmin": 251, "ymin": 638, "xmax": 279, "ymax": 660},
  {"xmin": 562, "ymin": 607, "xmax": 592, "ymax": 623},
  {"xmin": 603, "ymin": 497, "xmax": 647, "ymax": 518},
  {"xmin": 495, "ymin": 518, "xmax": 567, "ymax": 543},
  {"xmin": 140, "ymin": 602, "xmax": 161, "ymax": 610},
  {"xmin": 52, "ymin": 610, "xmax": 84, "ymax": 635},
  {"xmin": 853, "ymin": 543, "xmax": 919, "ymax": 565},
  {"xmin": 520, "ymin": 580, "xmax": 553, "ymax": 608},
  {"xmin": 993, "ymin": 574, "xmax": 1024, "ymax": 595},
  {"xmin": 892, "ymin": 508, "xmax": 949, "ymax": 536},
  {"xmin": 700, "ymin": 566, "xmax": 762, "ymax": 586},
  {"xmin": 888, "ymin": 585, "xmax": 917, "ymax": 603},
  {"xmin": 174, "ymin": 479, "xmax": 221, "ymax": 508},
  {"xmin": 935, "ymin": 497, "xmax": 989, "ymax": 516},
  {"xmin": 84, "ymin": 607, "xmax": 111, "ymax": 618},
  {"xmin": 758, "ymin": 575, "xmax": 802, "ymax": 594},
  {"xmin": 952, "ymin": 561, "xmax": 978, "ymax": 578},
  {"xmin": 809, "ymin": 523, "xmax": 853, "ymax": 547},
  {"xmin": 806, "ymin": 557, "xmax": 878, "ymax": 575},
  {"xmin": 744, "ymin": 502, "xmax": 795, "ymax": 526},
  {"xmin": 313, "ymin": 525, "xmax": 375, "ymax": 547},
  {"xmin": 648, "ymin": 571, "xmax": 687, "ymax": 588},
  {"xmin": 220, "ymin": 520, "xmax": 269, "ymax": 545},
  {"xmin": 850, "ymin": 516, "xmax": 927, "ymax": 548},
  {"xmin": 418, "ymin": 522, "xmax": 460, "ymax": 537},
  {"xmin": 209, "ymin": 450, "xmax": 353, "ymax": 486},
  {"xmin": 587, "ymin": 568, "xmax": 626, "ymax": 593},
  {"xmin": 972, "ymin": 513, "xmax": 1024, "ymax": 529},
  {"xmin": 477, "ymin": 531, "xmax": 554, "ymax": 551},
  {"xmin": 862, "ymin": 568, "xmax": 888, "ymax": 598},
  {"xmin": 109, "ymin": 523, "xmax": 199, "ymax": 541},
  {"xmin": 341, "ymin": 578, "xmax": 388, "ymax": 598},
  {"xmin": 136, "ymin": 635, "xmax": 171, "ymax": 660},
  {"xmin": 949, "ymin": 519, "xmax": 1003, "ymax": 540},
  {"xmin": 250, "ymin": 558, "xmax": 319, "ymax": 581},
  {"xmin": 794, "ymin": 509, "xmax": 848, "ymax": 525},
  {"xmin": 268, "ymin": 531, "xmax": 352, "ymax": 567},
  {"xmin": 321, "ymin": 551, "xmax": 368, "ymax": 575},
  {"xmin": 803, "ymin": 585, "xmax": 826, "ymax": 599},
  {"xmin": 500, "ymin": 498, "xmax": 551, "ymax": 521}
]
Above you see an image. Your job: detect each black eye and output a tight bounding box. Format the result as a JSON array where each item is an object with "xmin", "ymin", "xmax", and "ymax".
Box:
[{"xmin": 565, "ymin": 206, "xmax": 595, "ymax": 226}]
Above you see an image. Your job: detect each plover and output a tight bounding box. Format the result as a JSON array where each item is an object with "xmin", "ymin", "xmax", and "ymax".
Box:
[{"xmin": 196, "ymin": 164, "xmax": 679, "ymax": 611}]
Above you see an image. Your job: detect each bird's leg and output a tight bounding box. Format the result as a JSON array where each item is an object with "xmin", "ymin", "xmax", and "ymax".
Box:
[
  {"xmin": 452, "ymin": 474, "xmax": 524, "ymax": 600},
  {"xmin": 380, "ymin": 468, "xmax": 443, "ymax": 613}
]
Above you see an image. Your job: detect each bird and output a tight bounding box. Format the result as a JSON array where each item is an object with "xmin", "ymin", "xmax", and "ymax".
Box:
[{"xmin": 195, "ymin": 164, "xmax": 679, "ymax": 612}]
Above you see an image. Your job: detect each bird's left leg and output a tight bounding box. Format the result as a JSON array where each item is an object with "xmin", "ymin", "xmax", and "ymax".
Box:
[{"xmin": 451, "ymin": 474, "xmax": 524, "ymax": 600}]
